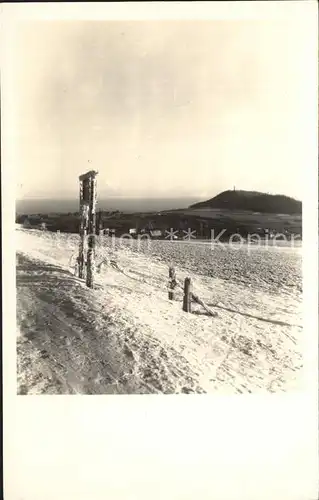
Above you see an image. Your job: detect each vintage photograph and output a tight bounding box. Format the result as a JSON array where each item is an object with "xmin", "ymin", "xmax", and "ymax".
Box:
[{"xmin": 14, "ymin": 18, "xmax": 304, "ymax": 395}]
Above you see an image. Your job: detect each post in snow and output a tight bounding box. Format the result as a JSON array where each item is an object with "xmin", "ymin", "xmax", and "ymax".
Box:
[
  {"xmin": 183, "ymin": 277, "xmax": 192, "ymax": 313},
  {"xmin": 78, "ymin": 170, "xmax": 98, "ymax": 288},
  {"xmin": 168, "ymin": 266, "xmax": 177, "ymax": 300}
]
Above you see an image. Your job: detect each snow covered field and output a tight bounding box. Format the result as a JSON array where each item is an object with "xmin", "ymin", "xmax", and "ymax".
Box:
[{"xmin": 16, "ymin": 227, "xmax": 302, "ymax": 394}]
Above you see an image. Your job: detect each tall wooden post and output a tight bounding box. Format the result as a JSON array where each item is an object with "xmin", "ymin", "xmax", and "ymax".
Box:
[
  {"xmin": 183, "ymin": 277, "xmax": 192, "ymax": 313},
  {"xmin": 78, "ymin": 180, "xmax": 86, "ymax": 279},
  {"xmin": 86, "ymin": 175, "xmax": 97, "ymax": 288},
  {"xmin": 78, "ymin": 170, "xmax": 98, "ymax": 287}
]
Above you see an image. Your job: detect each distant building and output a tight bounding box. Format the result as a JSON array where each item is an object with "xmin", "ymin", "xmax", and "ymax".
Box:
[{"xmin": 150, "ymin": 229, "xmax": 162, "ymax": 238}]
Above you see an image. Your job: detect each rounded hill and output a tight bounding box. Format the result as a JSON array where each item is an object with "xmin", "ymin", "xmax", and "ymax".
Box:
[{"xmin": 190, "ymin": 190, "xmax": 302, "ymax": 214}]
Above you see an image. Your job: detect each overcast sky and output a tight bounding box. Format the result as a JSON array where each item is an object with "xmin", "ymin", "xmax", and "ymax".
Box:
[{"xmin": 10, "ymin": 18, "xmax": 312, "ymax": 201}]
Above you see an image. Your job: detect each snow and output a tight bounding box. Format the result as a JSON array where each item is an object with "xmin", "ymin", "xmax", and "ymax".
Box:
[{"xmin": 16, "ymin": 227, "xmax": 302, "ymax": 394}]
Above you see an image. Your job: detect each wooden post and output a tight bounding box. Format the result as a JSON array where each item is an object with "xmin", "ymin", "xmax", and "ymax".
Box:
[
  {"xmin": 78, "ymin": 180, "xmax": 86, "ymax": 279},
  {"xmin": 86, "ymin": 174, "xmax": 97, "ymax": 288},
  {"xmin": 78, "ymin": 170, "xmax": 98, "ymax": 286},
  {"xmin": 183, "ymin": 277, "xmax": 192, "ymax": 313},
  {"xmin": 168, "ymin": 266, "xmax": 177, "ymax": 300}
]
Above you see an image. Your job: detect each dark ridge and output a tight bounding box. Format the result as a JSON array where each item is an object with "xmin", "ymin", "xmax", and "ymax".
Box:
[{"xmin": 190, "ymin": 190, "xmax": 302, "ymax": 214}]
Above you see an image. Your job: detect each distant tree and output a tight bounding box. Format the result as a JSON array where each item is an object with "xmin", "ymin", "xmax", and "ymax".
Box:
[{"xmin": 23, "ymin": 217, "xmax": 31, "ymax": 228}]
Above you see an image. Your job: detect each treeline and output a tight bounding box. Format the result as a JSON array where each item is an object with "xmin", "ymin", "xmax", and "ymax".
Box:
[
  {"xmin": 15, "ymin": 209, "xmax": 302, "ymax": 240},
  {"xmin": 16, "ymin": 213, "xmax": 80, "ymax": 233}
]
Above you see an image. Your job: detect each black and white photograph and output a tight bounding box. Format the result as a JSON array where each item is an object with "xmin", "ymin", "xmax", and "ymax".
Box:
[
  {"xmin": 7, "ymin": 9, "xmax": 312, "ymax": 396},
  {"xmin": 2, "ymin": 3, "xmax": 318, "ymax": 500}
]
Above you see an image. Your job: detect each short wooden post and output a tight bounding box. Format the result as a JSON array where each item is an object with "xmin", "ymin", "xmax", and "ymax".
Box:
[
  {"xmin": 168, "ymin": 266, "xmax": 177, "ymax": 300},
  {"xmin": 183, "ymin": 277, "xmax": 192, "ymax": 313}
]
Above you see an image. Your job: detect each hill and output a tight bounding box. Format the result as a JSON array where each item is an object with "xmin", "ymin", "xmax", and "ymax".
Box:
[{"xmin": 190, "ymin": 190, "xmax": 302, "ymax": 214}]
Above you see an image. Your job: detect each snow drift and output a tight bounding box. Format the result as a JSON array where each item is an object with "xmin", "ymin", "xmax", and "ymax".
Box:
[{"xmin": 16, "ymin": 227, "xmax": 302, "ymax": 394}]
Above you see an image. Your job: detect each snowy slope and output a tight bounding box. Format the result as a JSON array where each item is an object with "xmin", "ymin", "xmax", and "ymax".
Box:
[{"xmin": 16, "ymin": 227, "xmax": 302, "ymax": 394}]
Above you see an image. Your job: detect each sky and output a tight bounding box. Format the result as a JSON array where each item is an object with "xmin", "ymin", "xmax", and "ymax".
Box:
[{"xmin": 8, "ymin": 18, "xmax": 312, "ymax": 201}]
